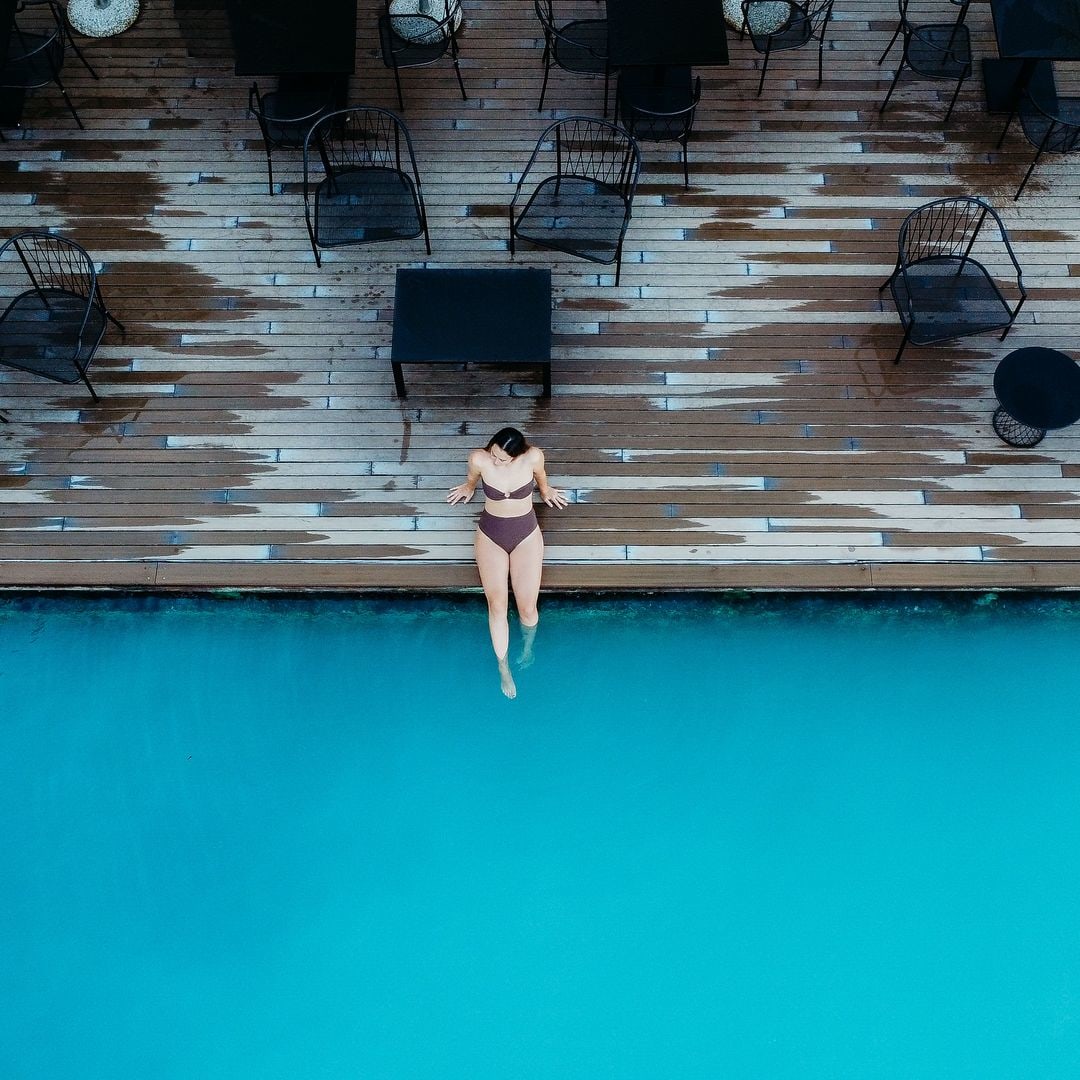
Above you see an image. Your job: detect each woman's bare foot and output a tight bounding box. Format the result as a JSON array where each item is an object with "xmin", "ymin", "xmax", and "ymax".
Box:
[
  {"xmin": 516, "ymin": 621, "xmax": 538, "ymax": 669},
  {"xmin": 498, "ymin": 654, "xmax": 517, "ymax": 699}
]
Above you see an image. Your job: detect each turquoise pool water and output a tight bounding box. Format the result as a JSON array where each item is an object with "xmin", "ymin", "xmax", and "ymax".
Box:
[{"xmin": 2, "ymin": 594, "xmax": 1079, "ymax": 1080}]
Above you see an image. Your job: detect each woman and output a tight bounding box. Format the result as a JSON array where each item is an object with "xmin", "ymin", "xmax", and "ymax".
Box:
[{"xmin": 447, "ymin": 427, "xmax": 568, "ymax": 698}]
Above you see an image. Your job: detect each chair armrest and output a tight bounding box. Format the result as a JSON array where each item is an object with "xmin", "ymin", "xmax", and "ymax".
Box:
[{"xmin": 5, "ymin": 26, "xmax": 61, "ymax": 65}]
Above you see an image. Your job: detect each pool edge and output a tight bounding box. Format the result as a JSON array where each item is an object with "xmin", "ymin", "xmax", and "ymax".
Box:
[{"xmin": 4, "ymin": 558, "xmax": 1080, "ymax": 593}]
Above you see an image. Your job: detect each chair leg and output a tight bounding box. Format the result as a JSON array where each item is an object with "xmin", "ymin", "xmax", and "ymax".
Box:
[
  {"xmin": 508, "ymin": 210, "xmax": 516, "ymax": 257},
  {"xmin": 893, "ymin": 326, "xmax": 911, "ymax": 365},
  {"xmin": 52, "ymin": 75, "xmax": 83, "ymax": 130},
  {"xmin": 392, "ymin": 66, "xmax": 405, "ymax": 111},
  {"xmin": 756, "ymin": 48, "xmax": 771, "ymax": 97},
  {"xmin": 1010, "ymin": 130, "xmax": 1054, "ymax": 200},
  {"xmin": 878, "ymin": 23, "xmax": 901, "ymax": 65},
  {"xmin": 943, "ymin": 75, "xmax": 965, "ymax": 123},
  {"xmin": 80, "ymin": 371, "xmax": 99, "ymax": 401},
  {"xmin": 682, "ymin": 142, "xmax": 689, "ymax": 189},
  {"xmin": 817, "ymin": 36, "xmax": 825, "ymax": 86},
  {"xmin": 67, "ymin": 36, "xmax": 98, "ymax": 79},
  {"xmin": 306, "ymin": 212, "xmax": 322, "ymax": 266},
  {"xmin": 102, "ymin": 303, "xmax": 125, "ymax": 336},
  {"xmin": 453, "ymin": 56, "xmax": 467, "ymax": 101},
  {"xmin": 602, "ymin": 69, "xmax": 610, "ymax": 118},
  {"xmin": 1015, "ymin": 139, "xmax": 1049, "ymax": 200},
  {"xmin": 996, "ymin": 111, "xmax": 1016, "ymax": 149},
  {"xmin": 537, "ymin": 56, "xmax": 551, "ymax": 111},
  {"xmin": 879, "ymin": 64, "xmax": 904, "ymax": 114},
  {"xmin": 265, "ymin": 148, "xmax": 275, "ymax": 195}
]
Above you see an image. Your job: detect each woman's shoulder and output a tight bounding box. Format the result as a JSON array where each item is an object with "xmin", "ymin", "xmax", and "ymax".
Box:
[
  {"xmin": 526, "ymin": 445, "xmax": 545, "ymax": 467},
  {"xmin": 468, "ymin": 447, "xmax": 490, "ymax": 468}
]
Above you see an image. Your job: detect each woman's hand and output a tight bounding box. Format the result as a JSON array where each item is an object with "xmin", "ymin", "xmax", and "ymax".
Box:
[
  {"xmin": 447, "ymin": 483, "xmax": 475, "ymax": 505},
  {"xmin": 541, "ymin": 488, "xmax": 569, "ymax": 509}
]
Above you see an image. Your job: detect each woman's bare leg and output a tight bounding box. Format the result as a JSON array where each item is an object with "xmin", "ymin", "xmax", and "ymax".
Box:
[
  {"xmin": 475, "ymin": 527, "xmax": 516, "ymax": 698},
  {"xmin": 509, "ymin": 526, "xmax": 543, "ymax": 667}
]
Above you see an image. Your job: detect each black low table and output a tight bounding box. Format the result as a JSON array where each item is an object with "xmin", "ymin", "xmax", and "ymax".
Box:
[
  {"xmin": 607, "ymin": 0, "xmax": 729, "ymax": 67},
  {"xmin": 391, "ymin": 268, "xmax": 552, "ymax": 398},
  {"xmin": 227, "ymin": 0, "xmax": 355, "ymax": 106},
  {"xmin": 985, "ymin": 0, "xmax": 1080, "ymax": 112},
  {"xmin": 992, "ymin": 347, "xmax": 1080, "ymax": 447}
]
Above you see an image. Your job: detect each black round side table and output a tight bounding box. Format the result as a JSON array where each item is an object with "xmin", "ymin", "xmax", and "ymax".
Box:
[{"xmin": 992, "ymin": 347, "xmax": 1080, "ymax": 447}]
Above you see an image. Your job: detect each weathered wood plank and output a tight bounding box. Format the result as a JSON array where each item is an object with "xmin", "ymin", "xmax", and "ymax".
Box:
[{"xmin": 2, "ymin": 1, "xmax": 1080, "ymax": 591}]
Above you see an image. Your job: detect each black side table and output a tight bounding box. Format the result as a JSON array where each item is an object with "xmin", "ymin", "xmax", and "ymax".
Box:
[{"xmin": 992, "ymin": 347, "xmax": 1080, "ymax": 447}]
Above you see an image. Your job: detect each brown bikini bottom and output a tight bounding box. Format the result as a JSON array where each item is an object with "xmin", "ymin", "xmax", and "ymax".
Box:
[{"xmin": 478, "ymin": 509, "xmax": 539, "ymax": 554}]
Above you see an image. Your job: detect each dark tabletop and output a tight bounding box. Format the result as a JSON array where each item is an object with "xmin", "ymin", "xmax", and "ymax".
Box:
[
  {"xmin": 227, "ymin": 0, "xmax": 357, "ymax": 76},
  {"xmin": 607, "ymin": 0, "xmax": 729, "ymax": 68},
  {"xmin": 0, "ymin": 0, "xmax": 15, "ymax": 60},
  {"xmin": 392, "ymin": 268, "xmax": 552, "ymax": 363},
  {"xmin": 991, "ymin": 0, "xmax": 1080, "ymax": 59},
  {"xmin": 994, "ymin": 347, "xmax": 1080, "ymax": 429}
]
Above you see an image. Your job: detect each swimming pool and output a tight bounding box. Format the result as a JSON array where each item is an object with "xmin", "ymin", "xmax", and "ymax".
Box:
[{"xmin": 2, "ymin": 594, "xmax": 1079, "ymax": 1079}]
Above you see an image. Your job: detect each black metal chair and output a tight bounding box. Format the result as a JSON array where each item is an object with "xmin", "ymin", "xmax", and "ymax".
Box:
[
  {"xmin": 534, "ymin": 0, "xmax": 610, "ymax": 115},
  {"xmin": 615, "ymin": 66, "xmax": 701, "ymax": 188},
  {"xmin": 0, "ymin": 231, "xmax": 125, "ymax": 409},
  {"xmin": 18, "ymin": 0, "xmax": 98, "ymax": 79},
  {"xmin": 878, "ymin": 0, "xmax": 972, "ymax": 123},
  {"xmin": 0, "ymin": 0, "xmax": 84, "ymax": 130},
  {"xmin": 248, "ymin": 81, "xmax": 334, "ymax": 196},
  {"xmin": 879, "ymin": 197, "xmax": 1027, "ymax": 364},
  {"xmin": 741, "ymin": 0, "xmax": 834, "ymax": 98},
  {"xmin": 302, "ymin": 107, "xmax": 431, "ymax": 268},
  {"xmin": 878, "ymin": 0, "xmax": 970, "ymax": 68},
  {"xmin": 378, "ymin": 0, "xmax": 466, "ymax": 111},
  {"xmin": 996, "ymin": 65, "xmax": 1080, "ymax": 201},
  {"xmin": 509, "ymin": 116, "xmax": 640, "ymax": 285}
]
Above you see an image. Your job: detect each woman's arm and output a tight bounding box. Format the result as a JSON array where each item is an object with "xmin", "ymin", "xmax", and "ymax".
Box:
[
  {"xmin": 532, "ymin": 449, "xmax": 569, "ymax": 509},
  {"xmin": 447, "ymin": 450, "xmax": 484, "ymax": 504}
]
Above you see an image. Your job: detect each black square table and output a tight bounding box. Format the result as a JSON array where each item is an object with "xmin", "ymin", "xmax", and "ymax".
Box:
[
  {"xmin": 391, "ymin": 268, "xmax": 553, "ymax": 398},
  {"xmin": 985, "ymin": 0, "xmax": 1080, "ymax": 111},
  {"xmin": 992, "ymin": 0, "xmax": 1080, "ymax": 59},
  {"xmin": 226, "ymin": 0, "xmax": 356, "ymax": 77},
  {"xmin": 607, "ymin": 0, "xmax": 729, "ymax": 68}
]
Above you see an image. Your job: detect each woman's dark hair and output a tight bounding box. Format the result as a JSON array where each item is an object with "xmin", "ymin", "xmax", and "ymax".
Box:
[{"xmin": 486, "ymin": 427, "xmax": 528, "ymax": 458}]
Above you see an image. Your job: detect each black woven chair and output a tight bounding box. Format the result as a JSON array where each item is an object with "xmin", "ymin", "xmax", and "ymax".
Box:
[
  {"xmin": 996, "ymin": 65, "xmax": 1080, "ymax": 201},
  {"xmin": 615, "ymin": 66, "xmax": 701, "ymax": 188},
  {"xmin": 509, "ymin": 116, "xmax": 640, "ymax": 285},
  {"xmin": 534, "ymin": 0, "xmax": 609, "ymax": 115},
  {"xmin": 302, "ymin": 107, "xmax": 430, "ymax": 267},
  {"xmin": 0, "ymin": 0, "xmax": 84, "ymax": 131},
  {"xmin": 0, "ymin": 231, "xmax": 124, "ymax": 410},
  {"xmin": 378, "ymin": 0, "xmax": 466, "ymax": 111},
  {"xmin": 741, "ymin": 0, "xmax": 834, "ymax": 98},
  {"xmin": 249, "ymin": 81, "xmax": 334, "ymax": 195},
  {"xmin": 878, "ymin": 0, "xmax": 971, "ymax": 123},
  {"xmin": 879, "ymin": 197, "xmax": 1027, "ymax": 364}
]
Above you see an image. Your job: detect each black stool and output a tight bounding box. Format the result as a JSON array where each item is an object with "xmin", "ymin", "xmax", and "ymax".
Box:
[{"xmin": 992, "ymin": 347, "xmax": 1080, "ymax": 447}]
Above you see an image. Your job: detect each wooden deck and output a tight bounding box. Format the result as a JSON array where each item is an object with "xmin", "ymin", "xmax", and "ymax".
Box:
[{"xmin": 3, "ymin": 0, "xmax": 1080, "ymax": 591}]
